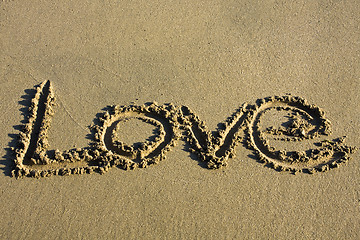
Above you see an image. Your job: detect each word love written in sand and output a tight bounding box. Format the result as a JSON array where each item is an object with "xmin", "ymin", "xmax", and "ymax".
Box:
[{"xmin": 11, "ymin": 81, "xmax": 356, "ymax": 178}]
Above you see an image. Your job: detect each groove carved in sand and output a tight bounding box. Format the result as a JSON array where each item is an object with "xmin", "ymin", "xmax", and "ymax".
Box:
[{"xmin": 11, "ymin": 81, "xmax": 357, "ymax": 178}]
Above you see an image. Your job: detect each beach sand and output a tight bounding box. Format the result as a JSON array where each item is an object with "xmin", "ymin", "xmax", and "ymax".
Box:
[{"xmin": 1, "ymin": 0, "xmax": 359, "ymax": 239}]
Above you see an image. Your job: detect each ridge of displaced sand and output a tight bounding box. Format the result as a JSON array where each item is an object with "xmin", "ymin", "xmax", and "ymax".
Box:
[{"xmin": 11, "ymin": 81, "xmax": 357, "ymax": 178}]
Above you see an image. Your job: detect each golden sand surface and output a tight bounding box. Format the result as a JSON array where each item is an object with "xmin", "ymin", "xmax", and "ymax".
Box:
[{"xmin": 1, "ymin": 0, "xmax": 359, "ymax": 239}]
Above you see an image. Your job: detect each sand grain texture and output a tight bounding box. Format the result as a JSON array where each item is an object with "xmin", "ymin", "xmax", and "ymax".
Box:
[{"xmin": 1, "ymin": 0, "xmax": 359, "ymax": 239}]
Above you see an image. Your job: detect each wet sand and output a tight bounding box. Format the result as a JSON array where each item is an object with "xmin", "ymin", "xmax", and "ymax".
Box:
[{"xmin": 1, "ymin": 0, "xmax": 359, "ymax": 239}]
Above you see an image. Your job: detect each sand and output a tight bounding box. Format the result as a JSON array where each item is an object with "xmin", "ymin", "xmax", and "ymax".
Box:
[{"xmin": 1, "ymin": 0, "xmax": 359, "ymax": 239}]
